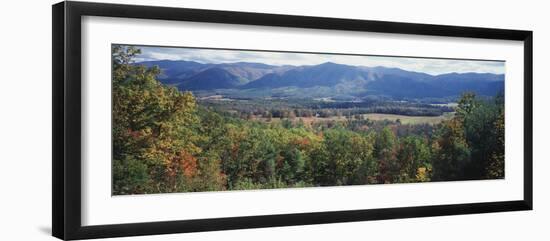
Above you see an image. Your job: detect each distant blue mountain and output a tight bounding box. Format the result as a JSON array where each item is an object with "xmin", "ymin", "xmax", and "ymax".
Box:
[
  {"xmin": 179, "ymin": 67, "xmax": 246, "ymax": 90},
  {"xmin": 136, "ymin": 60, "xmax": 289, "ymax": 88},
  {"xmin": 135, "ymin": 60, "xmax": 504, "ymax": 99},
  {"xmin": 364, "ymin": 66, "xmax": 434, "ymax": 82},
  {"xmin": 245, "ymin": 62, "xmax": 371, "ymax": 89},
  {"xmin": 138, "ymin": 60, "xmax": 208, "ymax": 85}
]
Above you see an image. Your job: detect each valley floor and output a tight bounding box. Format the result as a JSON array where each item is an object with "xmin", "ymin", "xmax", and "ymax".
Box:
[{"xmin": 253, "ymin": 112, "xmax": 454, "ymax": 126}]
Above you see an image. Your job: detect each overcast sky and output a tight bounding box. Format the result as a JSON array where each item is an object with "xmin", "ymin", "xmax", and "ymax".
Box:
[{"xmin": 130, "ymin": 45, "xmax": 505, "ymax": 75}]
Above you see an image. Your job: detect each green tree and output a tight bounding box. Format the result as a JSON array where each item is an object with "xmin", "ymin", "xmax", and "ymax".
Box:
[
  {"xmin": 456, "ymin": 92, "xmax": 504, "ymax": 179},
  {"xmin": 456, "ymin": 92, "xmax": 478, "ymax": 121},
  {"xmin": 396, "ymin": 136, "xmax": 432, "ymax": 182},
  {"xmin": 308, "ymin": 129, "xmax": 374, "ymax": 185},
  {"xmin": 278, "ymin": 147, "xmax": 305, "ymax": 183},
  {"xmin": 431, "ymin": 119, "xmax": 471, "ymax": 181},
  {"xmin": 374, "ymin": 127, "xmax": 398, "ymax": 183},
  {"xmin": 486, "ymin": 111, "xmax": 505, "ymax": 178}
]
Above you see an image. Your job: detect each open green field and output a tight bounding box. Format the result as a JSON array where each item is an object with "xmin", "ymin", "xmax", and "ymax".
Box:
[
  {"xmin": 362, "ymin": 112, "xmax": 454, "ymax": 125},
  {"xmin": 255, "ymin": 112, "xmax": 454, "ymax": 126}
]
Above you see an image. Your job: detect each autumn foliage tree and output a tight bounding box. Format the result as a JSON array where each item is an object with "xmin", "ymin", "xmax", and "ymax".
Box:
[{"xmin": 112, "ymin": 45, "xmax": 205, "ymax": 194}]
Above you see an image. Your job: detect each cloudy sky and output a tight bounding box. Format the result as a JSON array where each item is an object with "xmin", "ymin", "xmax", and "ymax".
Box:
[{"xmin": 130, "ymin": 45, "xmax": 505, "ymax": 75}]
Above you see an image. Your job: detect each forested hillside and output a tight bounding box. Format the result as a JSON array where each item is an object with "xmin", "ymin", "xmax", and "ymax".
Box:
[
  {"xmin": 137, "ymin": 58, "xmax": 504, "ymax": 99},
  {"xmin": 112, "ymin": 46, "xmax": 504, "ymax": 195}
]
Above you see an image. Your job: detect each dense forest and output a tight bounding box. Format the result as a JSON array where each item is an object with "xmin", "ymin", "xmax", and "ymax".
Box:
[{"xmin": 112, "ymin": 46, "xmax": 504, "ymax": 195}]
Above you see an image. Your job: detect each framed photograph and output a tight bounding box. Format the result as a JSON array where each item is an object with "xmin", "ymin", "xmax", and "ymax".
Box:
[{"xmin": 52, "ymin": 1, "xmax": 533, "ymax": 240}]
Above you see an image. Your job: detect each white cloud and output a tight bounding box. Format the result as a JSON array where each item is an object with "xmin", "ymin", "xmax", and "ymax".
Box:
[{"xmin": 131, "ymin": 45, "xmax": 505, "ymax": 75}]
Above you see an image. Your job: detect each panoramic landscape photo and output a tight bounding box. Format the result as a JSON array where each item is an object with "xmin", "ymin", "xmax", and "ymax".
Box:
[{"xmin": 112, "ymin": 44, "xmax": 505, "ymax": 195}]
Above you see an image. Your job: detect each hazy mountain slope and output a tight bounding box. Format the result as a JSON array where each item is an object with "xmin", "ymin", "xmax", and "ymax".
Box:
[
  {"xmin": 178, "ymin": 67, "xmax": 246, "ymax": 90},
  {"xmin": 137, "ymin": 60, "xmax": 208, "ymax": 85},
  {"xmin": 244, "ymin": 62, "xmax": 372, "ymax": 89},
  {"xmin": 136, "ymin": 60, "xmax": 289, "ymax": 87},
  {"xmin": 136, "ymin": 60, "xmax": 505, "ymax": 99}
]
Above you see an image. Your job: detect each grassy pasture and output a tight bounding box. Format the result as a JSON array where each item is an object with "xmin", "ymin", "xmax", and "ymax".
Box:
[
  {"xmin": 361, "ymin": 112, "xmax": 454, "ymax": 125},
  {"xmin": 255, "ymin": 112, "xmax": 454, "ymax": 126}
]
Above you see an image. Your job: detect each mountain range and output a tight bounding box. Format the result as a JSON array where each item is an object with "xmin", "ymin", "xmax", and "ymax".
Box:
[{"xmin": 137, "ymin": 60, "xmax": 504, "ymax": 99}]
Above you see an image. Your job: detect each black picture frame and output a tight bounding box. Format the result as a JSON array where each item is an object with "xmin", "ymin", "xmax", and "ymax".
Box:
[{"xmin": 52, "ymin": 1, "xmax": 533, "ymax": 240}]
